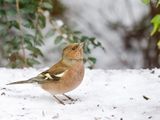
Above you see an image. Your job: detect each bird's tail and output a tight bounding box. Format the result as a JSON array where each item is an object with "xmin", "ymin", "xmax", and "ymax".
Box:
[{"xmin": 6, "ymin": 78, "xmax": 36, "ymax": 85}]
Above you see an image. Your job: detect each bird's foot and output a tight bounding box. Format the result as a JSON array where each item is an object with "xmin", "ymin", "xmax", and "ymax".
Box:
[
  {"xmin": 63, "ymin": 94, "xmax": 75, "ymax": 101},
  {"xmin": 63, "ymin": 94, "xmax": 79, "ymax": 104},
  {"xmin": 53, "ymin": 95, "xmax": 65, "ymax": 105},
  {"xmin": 53, "ymin": 94, "xmax": 79, "ymax": 105}
]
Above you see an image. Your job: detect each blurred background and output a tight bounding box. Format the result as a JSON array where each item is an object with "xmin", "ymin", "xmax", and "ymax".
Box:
[{"xmin": 0, "ymin": 0, "xmax": 159, "ymax": 69}]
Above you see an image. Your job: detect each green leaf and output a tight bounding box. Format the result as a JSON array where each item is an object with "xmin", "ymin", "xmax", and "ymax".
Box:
[
  {"xmin": 34, "ymin": 47, "xmax": 43, "ymax": 57},
  {"xmin": 0, "ymin": 9, "xmax": 5, "ymax": 17},
  {"xmin": 27, "ymin": 58, "xmax": 40, "ymax": 66},
  {"xmin": 45, "ymin": 30, "xmax": 55, "ymax": 38},
  {"xmin": 68, "ymin": 38, "xmax": 75, "ymax": 43},
  {"xmin": 88, "ymin": 57, "xmax": 96, "ymax": 64},
  {"xmin": 54, "ymin": 36, "xmax": 63, "ymax": 44},
  {"xmin": 20, "ymin": 4, "xmax": 37, "ymax": 14},
  {"xmin": 0, "ymin": 24, "xmax": 5, "ymax": 31},
  {"xmin": 73, "ymin": 36, "xmax": 79, "ymax": 42},
  {"xmin": 27, "ymin": 46, "xmax": 43, "ymax": 57},
  {"xmin": 38, "ymin": 15, "xmax": 46, "ymax": 28},
  {"xmin": 8, "ymin": 20, "xmax": 20, "ymax": 29},
  {"xmin": 35, "ymin": 31, "xmax": 44, "ymax": 45},
  {"xmin": 0, "ymin": 0, "xmax": 4, "ymax": 5},
  {"xmin": 24, "ymin": 34, "xmax": 34, "ymax": 47},
  {"xmin": 89, "ymin": 37, "xmax": 96, "ymax": 41},
  {"xmin": 91, "ymin": 39, "xmax": 102, "ymax": 47},
  {"xmin": 141, "ymin": 0, "xmax": 150, "ymax": 4},
  {"xmin": 0, "ymin": 30, "xmax": 7, "ymax": 37},
  {"xmin": 157, "ymin": 40, "xmax": 160, "ymax": 49},
  {"xmin": 23, "ymin": 19, "xmax": 34, "ymax": 28},
  {"xmin": 42, "ymin": 2, "xmax": 53, "ymax": 9},
  {"xmin": 6, "ymin": 9, "xmax": 16, "ymax": 16},
  {"xmin": 73, "ymin": 31, "xmax": 81, "ymax": 34},
  {"xmin": 5, "ymin": 0, "xmax": 15, "ymax": 3},
  {"xmin": 84, "ymin": 45, "xmax": 91, "ymax": 54},
  {"xmin": 9, "ymin": 37, "xmax": 21, "ymax": 51},
  {"xmin": 19, "ymin": 0, "xmax": 32, "ymax": 4},
  {"xmin": 81, "ymin": 36, "xmax": 89, "ymax": 42},
  {"xmin": 157, "ymin": 0, "xmax": 160, "ymax": 7},
  {"xmin": 151, "ymin": 14, "xmax": 160, "ymax": 36}
]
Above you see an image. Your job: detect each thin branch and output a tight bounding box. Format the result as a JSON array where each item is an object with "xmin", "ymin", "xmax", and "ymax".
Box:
[
  {"xmin": 34, "ymin": 0, "xmax": 43, "ymax": 45},
  {"xmin": 16, "ymin": 0, "xmax": 26, "ymax": 67}
]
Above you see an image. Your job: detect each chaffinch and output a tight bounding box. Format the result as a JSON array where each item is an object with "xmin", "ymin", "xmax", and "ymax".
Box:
[{"xmin": 7, "ymin": 42, "xmax": 85, "ymax": 105}]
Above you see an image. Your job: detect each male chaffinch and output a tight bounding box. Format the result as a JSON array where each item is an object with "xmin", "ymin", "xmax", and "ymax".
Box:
[{"xmin": 7, "ymin": 42, "xmax": 85, "ymax": 105}]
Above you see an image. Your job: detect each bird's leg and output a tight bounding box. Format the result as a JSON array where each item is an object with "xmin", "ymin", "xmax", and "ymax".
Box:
[
  {"xmin": 53, "ymin": 95, "xmax": 65, "ymax": 105},
  {"xmin": 63, "ymin": 94, "xmax": 75, "ymax": 101}
]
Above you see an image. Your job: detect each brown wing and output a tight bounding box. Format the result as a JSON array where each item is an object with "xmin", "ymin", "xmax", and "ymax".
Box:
[{"xmin": 36, "ymin": 61, "xmax": 69, "ymax": 83}]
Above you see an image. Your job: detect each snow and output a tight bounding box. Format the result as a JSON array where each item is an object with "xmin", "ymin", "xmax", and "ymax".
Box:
[{"xmin": 0, "ymin": 68, "xmax": 160, "ymax": 120}]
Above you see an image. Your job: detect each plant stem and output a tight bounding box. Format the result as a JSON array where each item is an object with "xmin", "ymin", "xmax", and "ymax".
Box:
[
  {"xmin": 34, "ymin": 0, "xmax": 43, "ymax": 45},
  {"xmin": 16, "ymin": 0, "xmax": 26, "ymax": 67}
]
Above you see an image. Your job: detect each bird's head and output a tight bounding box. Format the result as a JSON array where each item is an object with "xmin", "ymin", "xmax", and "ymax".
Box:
[{"xmin": 62, "ymin": 43, "xmax": 84, "ymax": 61}]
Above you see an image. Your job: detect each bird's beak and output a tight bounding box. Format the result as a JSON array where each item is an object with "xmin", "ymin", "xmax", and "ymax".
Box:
[{"xmin": 78, "ymin": 42, "xmax": 84, "ymax": 48}]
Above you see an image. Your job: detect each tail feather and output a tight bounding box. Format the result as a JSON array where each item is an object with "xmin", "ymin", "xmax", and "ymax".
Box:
[{"xmin": 6, "ymin": 79, "xmax": 35, "ymax": 85}]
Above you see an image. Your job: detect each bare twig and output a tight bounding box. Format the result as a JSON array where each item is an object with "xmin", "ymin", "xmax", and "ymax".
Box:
[
  {"xmin": 16, "ymin": 0, "xmax": 26, "ymax": 67},
  {"xmin": 34, "ymin": 0, "xmax": 43, "ymax": 45}
]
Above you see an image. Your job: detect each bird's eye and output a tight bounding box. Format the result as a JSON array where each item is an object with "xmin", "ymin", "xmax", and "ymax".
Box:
[{"xmin": 71, "ymin": 45, "xmax": 78, "ymax": 50}]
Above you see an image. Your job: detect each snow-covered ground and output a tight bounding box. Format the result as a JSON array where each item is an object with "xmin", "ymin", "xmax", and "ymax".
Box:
[{"xmin": 0, "ymin": 68, "xmax": 160, "ymax": 120}]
